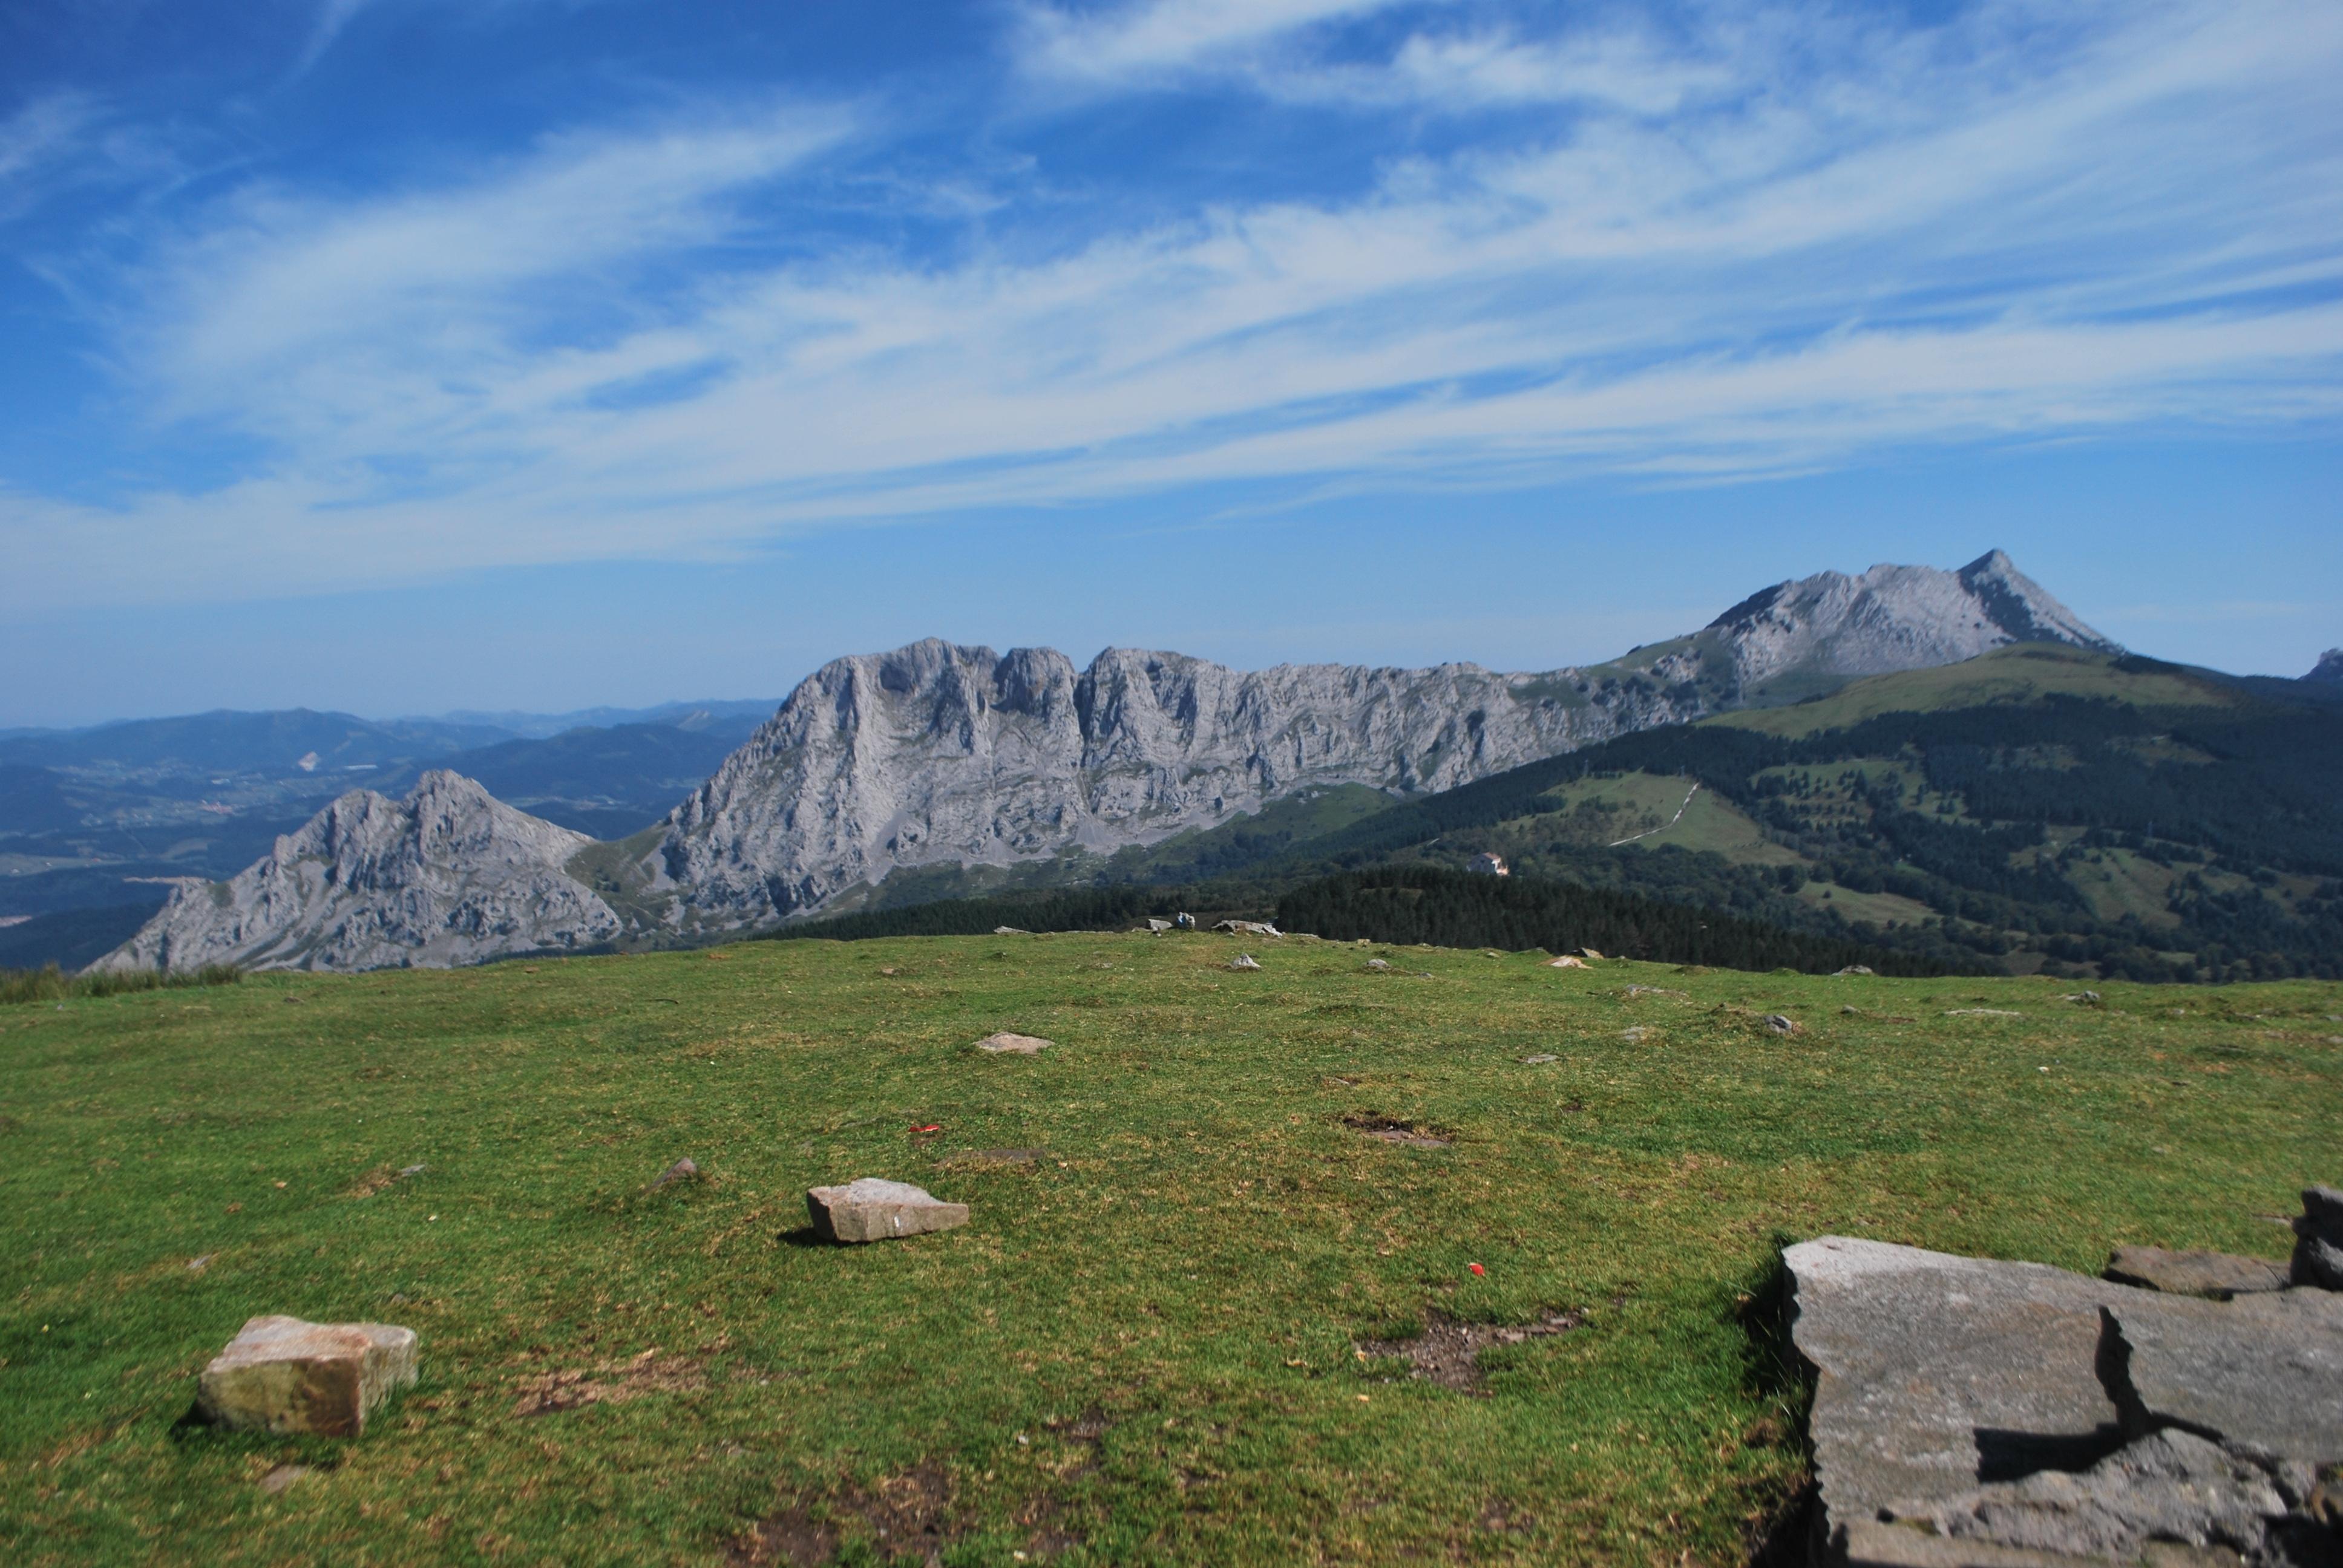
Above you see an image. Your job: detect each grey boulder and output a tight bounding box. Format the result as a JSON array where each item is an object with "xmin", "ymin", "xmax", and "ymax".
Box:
[
  {"xmin": 197, "ymin": 1315, "xmax": 418, "ymax": 1437},
  {"xmin": 2105, "ymin": 1246, "xmax": 2291, "ymax": 1300},
  {"xmin": 2294, "ymin": 1186, "xmax": 2343, "ymax": 1290},
  {"xmin": 806, "ymin": 1178, "xmax": 969, "ymax": 1244}
]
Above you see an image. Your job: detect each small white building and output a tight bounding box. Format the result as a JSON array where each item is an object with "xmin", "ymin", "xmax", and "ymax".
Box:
[{"xmin": 1469, "ymin": 852, "xmax": 1510, "ymax": 877}]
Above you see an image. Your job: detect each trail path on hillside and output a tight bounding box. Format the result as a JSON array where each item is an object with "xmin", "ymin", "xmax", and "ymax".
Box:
[{"xmin": 1609, "ymin": 782, "xmax": 1699, "ymax": 846}]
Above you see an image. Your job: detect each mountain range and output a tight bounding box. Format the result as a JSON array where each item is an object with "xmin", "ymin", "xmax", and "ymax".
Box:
[{"xmin": 79, "ymin": 547, "xmax": 2255, "ymax": 978}]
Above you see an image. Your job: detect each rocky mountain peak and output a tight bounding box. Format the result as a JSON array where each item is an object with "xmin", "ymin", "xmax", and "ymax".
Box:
[
  {"xmin": 94, "ymin": 771, "xmax": 617, "ymax": 973},
  {"xmin": 2306, "ymin": 649, "xmax": 2343, "ymax": 684},
  {"xmin": 1702, "ymin": 549, "xmax": 2115, "ymax": 694}
]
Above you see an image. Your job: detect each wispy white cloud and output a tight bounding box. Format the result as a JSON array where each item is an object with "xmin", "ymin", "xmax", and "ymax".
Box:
[
  {"xmin": 1014, "ymin": 0, "xmax": 1425, "ymax": 85},
  {"xmin": 7, "ymin": 0, "xmax": 2341, "ymax": 614}
]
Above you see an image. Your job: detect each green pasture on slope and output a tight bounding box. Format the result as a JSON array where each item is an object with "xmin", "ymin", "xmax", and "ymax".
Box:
[{"xmin": 2, "ymin": 933, "xmax": 2337, "ymax": 1566}]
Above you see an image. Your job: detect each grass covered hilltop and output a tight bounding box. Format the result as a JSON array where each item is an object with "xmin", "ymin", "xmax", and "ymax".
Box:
[{"xmin": 4, "ymin": 932, "xmax": 2338, "ymax": 1565}]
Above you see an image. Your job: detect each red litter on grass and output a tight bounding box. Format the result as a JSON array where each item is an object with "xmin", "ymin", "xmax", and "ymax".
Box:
[
  {"xmin": 1469, "ymin": 1263, "xmax": 1486, "ymax": 1276},
  {"xmin": 911, "ymin": 1124, "xmax": 942, "ymax": 1134}
]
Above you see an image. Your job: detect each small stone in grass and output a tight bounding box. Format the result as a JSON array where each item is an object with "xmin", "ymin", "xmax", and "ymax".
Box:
[
  {"xmin": 1229, "ymin": 953, "xmax": 1261, "ymax": 971},
  {"xmin": 188, "ymin": 1253, "xmax": 215, "ymax": 1272},
  {"xmin": 1763, "ymin": 1014, "xmax": 1800, "ymax": 1035},
  {"xmin": 1546, "ymin": 955, "xmax": 1585, "ymax": 969},
  {"xmin": 649, "ymin": 1157, "xmax": 700, "ymax": 1189},
  {"xmin": 1520, "ymin": 1053, "xmax": 1558, "ymax": 1065},
  {"xmin": 1365, "ymin": 958, "xmax": 1390, "ymax": 972},
  {"xmin": 974, "ymin": 1031, "xmax": 1053, "ymax": 1054},
  {"xmin": 805, "ymin": 1178, "xmax": 969, "ymax": 1244},
  {"xmin": 260, "ymin": 1463, "xmax": 309, "ymax": 1495}
]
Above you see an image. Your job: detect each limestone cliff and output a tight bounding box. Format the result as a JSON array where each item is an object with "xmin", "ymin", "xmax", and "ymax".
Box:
[{"xmin": 622, "ymin": 550, "xmax": 2110, "ymax": 933}]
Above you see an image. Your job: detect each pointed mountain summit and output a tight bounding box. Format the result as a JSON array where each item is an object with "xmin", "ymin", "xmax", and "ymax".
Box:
[
  {"xmin": 94, "ymin": 771, "xmax": 618, "ymax": 973},
  {"xmin": 2305, "ymin": 649, "xmax": 2343, "ymax": 685},
  {"xmin": 1700, "ymin": 549, "xmax": 2118, "ymax": 701}
]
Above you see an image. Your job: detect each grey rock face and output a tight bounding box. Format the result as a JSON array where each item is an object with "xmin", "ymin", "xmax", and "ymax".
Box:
[
  {"xmin": 2105, "ymin": 1288, "xmax": 2343, "ymax": 1460},
  {"xmin": 1889, "ymin": 1429, "xmax": 2319, "ymax": 1565},
  {"xmin": 1704, "ymin": 549, "xmax": 2116, "ymax": 694},
  {"xmin": 805, "ymin": 1178, "xmax": 969, "ymax": 1243},
  {"xmin": 1786, "ymin": 1236, "xmax": 2342, "ymax": 1568},
  {"xmin": 197, "ymin": 1315, "xmax": 418, "ymax": 1437},
  {"xmin": 2105, "ymin": 1246, "xmax": 2293, "ymax": 1300},
  {"xmin": 93, "ymin": 771, "xmax": 619, "ymax": 973},
  {"xmin": 2305, "ymin": 650, "xmax": 2343, "ymax": 685},
  {"xmin": 2295, "ymin": 1187, "xmax": 2343, "ymax": 1290}
]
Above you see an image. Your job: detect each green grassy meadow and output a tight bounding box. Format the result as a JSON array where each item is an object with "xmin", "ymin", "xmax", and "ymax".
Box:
[{"xmin": 4, "ymin": 932, "xmax": 2338, "ymax": 1566}]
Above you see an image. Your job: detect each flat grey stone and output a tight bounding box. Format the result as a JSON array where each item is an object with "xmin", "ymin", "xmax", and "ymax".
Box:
[
  {"xmin": 1784, "ymin": 1238, "xmax": 2128, "ymax": 1550},
  {"xmin": 805, "ymin": 1178, "xmax": 968, "ymax": 1244},
  {"xmin": 2104, "ymin": 1246, "xmax": 2290, "ymax": 1300},
  {"xmin": 2103, "ymin": 1289, "xmax": 2343, "ymax": 1462},
  {"xmin": 973, "ymin": 1032, "xmax": 1052, "ymax": 1054},
  {"xmin": 1228, "ymin": 953, "xmax": 1260, "ymax": 971},
  {"xmin": 197, "ymin": 1315, "xmax": 418, "ymax": 1437}
]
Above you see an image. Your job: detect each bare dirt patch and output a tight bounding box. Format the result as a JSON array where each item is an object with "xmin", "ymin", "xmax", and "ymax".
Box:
[
  {"xmin": 1355, "ymin": 1309, "xmax": 1583, "ymax": 1393},
  {"xmin": 732, "ymin": 1462, "xmax": 956, "ymax": 1566},
  {"xmin": 514, "ymin": 1346, "xmax": 710, "ymax": 1416},
  {"xmin": 1344, "ymin": 1114, "xmax": 1452, "ymax": 1149}
]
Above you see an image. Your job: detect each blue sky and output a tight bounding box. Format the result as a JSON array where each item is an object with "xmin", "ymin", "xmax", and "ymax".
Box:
[{"xmin": 2, "ymin": 0, "xmax": 2338, "ymax": 725}]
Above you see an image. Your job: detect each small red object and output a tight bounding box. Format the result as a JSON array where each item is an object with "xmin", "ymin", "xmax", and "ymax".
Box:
[
  {"xmin": 912, "ymin": 1124, "xmax": 942, "ymax": 1134},
  {"xmin": 1469, "ymin": 1263, "xmax": 1486, "ymax": 1276}
]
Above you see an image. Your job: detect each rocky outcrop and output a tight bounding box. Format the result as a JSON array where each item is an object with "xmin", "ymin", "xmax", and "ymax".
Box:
[
  {"xmin": 2304, "ymin": 650, "xmax": 2343, "ymax": 685},
  {"xmin": 1783, "ymin": 1234, "xmax": 2340, "ymax": 1568},
  {"xmin": 624, "ymin": 551, "xmax": 2111, "ymax": 933},
  {"xmin": 93, "ymin": 771, "xmax": 618, "ymax": 973}
]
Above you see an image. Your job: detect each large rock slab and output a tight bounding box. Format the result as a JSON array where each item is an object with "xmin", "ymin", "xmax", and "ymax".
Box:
[
  {"xmin": 2105, "ymin": 1246, "xmax": 2290, "ymax": 1300},
  {"xmin": 1784, "ymin": 1236, "xmax": 2128, "ymax": 1547},
  {"xmin": 196, "ymin": 1315, "xmax": 418, "ymax": 1437},
  {"xmin": 2104, "ymin": 1288, "xmax": 2343, "ymax": 1462},
  {"xmin": 805, "ymin": 1178, "xmax": 969, "ymax": 1244},
  {"xmin": 1786, "ymin": 1237, "xmax": 2343, "ymax": 1568}
]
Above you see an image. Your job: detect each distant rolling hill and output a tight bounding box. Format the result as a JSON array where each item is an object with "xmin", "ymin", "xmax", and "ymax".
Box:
[{"xmin": 1210, "ymin": 646, "xmax": 2342, "ymax": 982}]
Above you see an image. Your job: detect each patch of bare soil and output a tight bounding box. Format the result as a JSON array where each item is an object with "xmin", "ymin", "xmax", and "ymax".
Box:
[
  {"xmin": 1355, "ymin": 1309, "xmax": 1584, "ymax": 1393},
  {"xmin": 1344, "ymin": 1114, "xmax": 1452, "ymax": 1149},
  {"xmin": 732, "ymin": 1463, "xmax": 957, "ymax": 1566},
  {"xmin": 513, "ymin": 1346, "xmax": 710, "ymax": 1416}
]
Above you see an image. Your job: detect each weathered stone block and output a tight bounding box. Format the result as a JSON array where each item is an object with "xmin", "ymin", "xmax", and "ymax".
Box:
[
  {"xmin": 805, "ymin": 1178, "xmax": 969, "ymax": 1244},
  {"xmin": 196, "ymin": 1315, "xmax": 418, "ymax": 1437}
]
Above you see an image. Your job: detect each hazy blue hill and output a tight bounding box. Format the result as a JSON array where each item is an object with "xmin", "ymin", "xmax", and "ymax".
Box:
[
  {"xmin": 0, "ymin": 708, "xmax": 510, "ymax": 775},
  {"xmin": 439, "ymin": 714, "xmax": 772, "ymax": 838}
]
